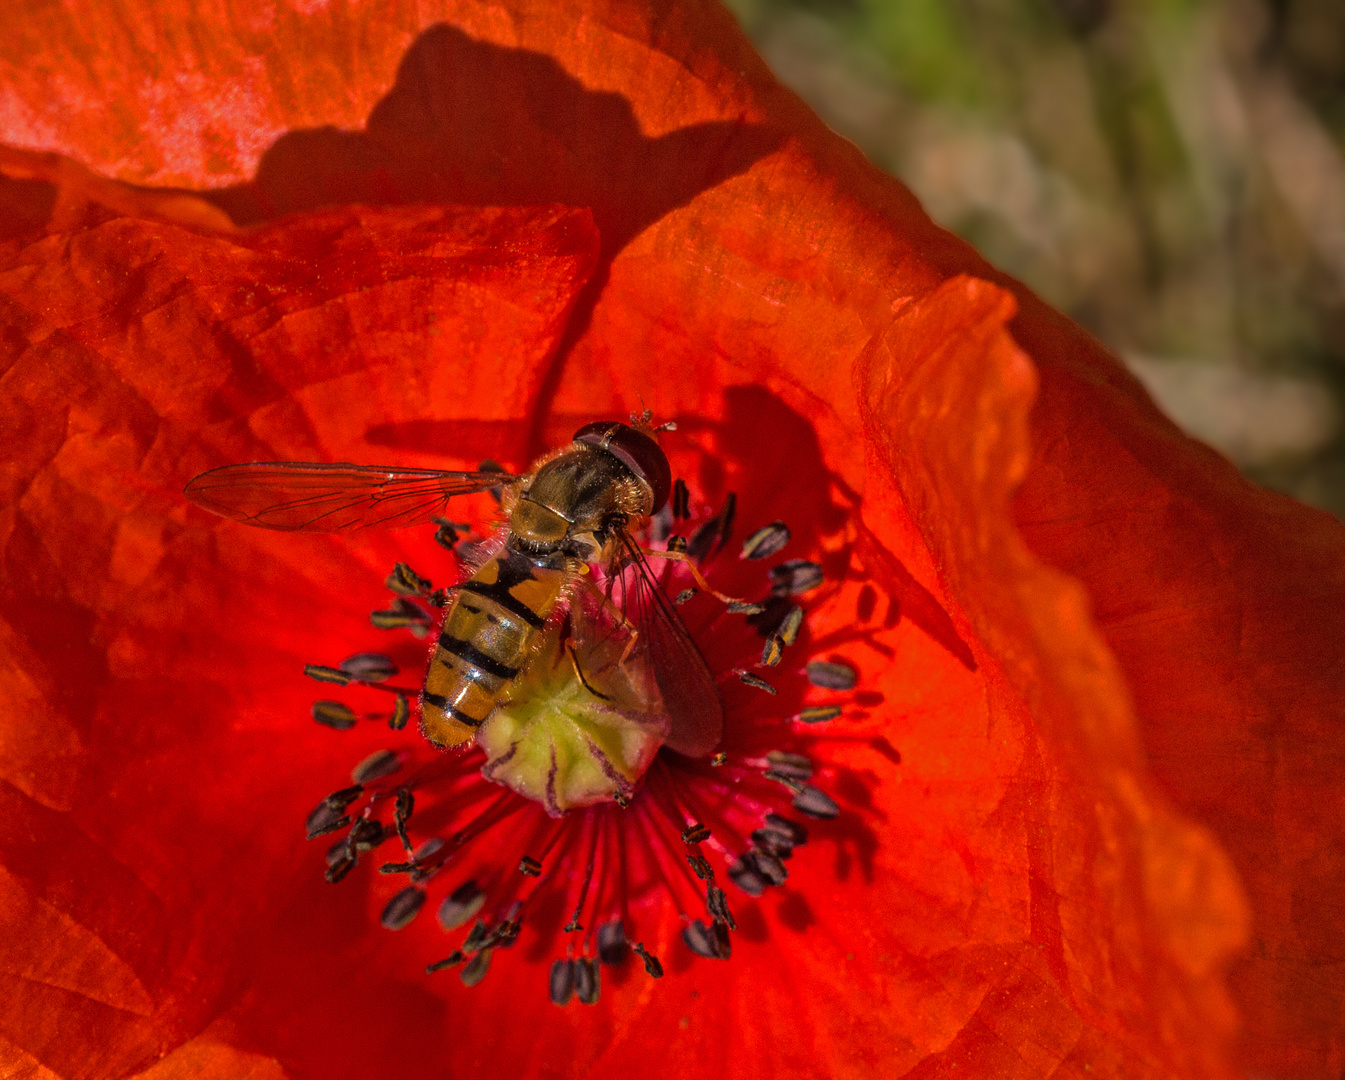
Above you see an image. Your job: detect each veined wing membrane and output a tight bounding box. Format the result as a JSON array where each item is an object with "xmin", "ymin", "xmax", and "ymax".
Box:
[
  {"xmin": 615, "ymin": 530, "xmax": 724, "ymax": 758},
  {"xmin": 184, "ymin": 462, "xmax": 519, "ymax": 532}
]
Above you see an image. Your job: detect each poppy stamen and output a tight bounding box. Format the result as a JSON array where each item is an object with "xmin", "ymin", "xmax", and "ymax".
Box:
[
  {"xmin": 563, "ymin": 821, "xmax": 602, "ymax": 932},
  {"xmin": 632, "ymin": 941, "xmax": 664, "ymax": 978},
  {"xmin": 671, "ymin": 478, "xmax": 690, "ymax": 520},
  {"xmin": 734, "ymin": 670, "xmax": 777, "ymax": 694},
  {"xmin": 298, "ymin": 482, "xmax": 853, "ymax": 997},
  {"xmin": 804, "ymin": 658, "xmax": 857, "ymax": 691},
  {"xmin": 370, "ymin": 597, "xmax": 433, "ymax": 635}
]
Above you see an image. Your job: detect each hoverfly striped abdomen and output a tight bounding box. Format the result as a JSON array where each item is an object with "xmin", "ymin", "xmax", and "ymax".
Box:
[{"xmin": 421, "ymin": 549, "xmax": 569, "ymax": 747}]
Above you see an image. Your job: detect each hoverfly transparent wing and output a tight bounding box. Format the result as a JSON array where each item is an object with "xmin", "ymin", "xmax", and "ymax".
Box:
[
  {"xmin": 184, "ymin": 462, "xmax": 521, "ymax": 532},
  {"xmin": 613, "ymin": 529, "xmax": 724, "ymax": 758}
]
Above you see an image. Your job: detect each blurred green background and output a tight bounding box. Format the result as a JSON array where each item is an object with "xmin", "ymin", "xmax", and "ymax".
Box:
[{"xmin": 727, "ymin": 0, "xmax": 1345, "ymax": 518}]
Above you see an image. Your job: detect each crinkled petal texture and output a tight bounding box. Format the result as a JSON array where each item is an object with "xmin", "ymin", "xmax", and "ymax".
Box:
[{"xmin": 0, "ymin": 0, "xmax": 1337, "ymax": 1078}]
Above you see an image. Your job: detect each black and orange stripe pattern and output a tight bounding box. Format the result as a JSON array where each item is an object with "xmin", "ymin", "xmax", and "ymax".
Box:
[{"xmin": 420, "ymin": 549, "xmax": 568, "ymax": 747}]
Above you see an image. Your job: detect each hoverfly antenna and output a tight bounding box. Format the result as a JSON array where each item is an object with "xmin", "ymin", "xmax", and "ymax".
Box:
[{"xmin": 629, "ymin": 406, "xmax": 675, "ymax": 436}]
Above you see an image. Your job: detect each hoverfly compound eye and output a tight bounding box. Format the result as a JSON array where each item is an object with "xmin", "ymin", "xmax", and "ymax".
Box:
[{"xmin": 573, "ymin": 421, "xmax": 673, "ymax": 514}]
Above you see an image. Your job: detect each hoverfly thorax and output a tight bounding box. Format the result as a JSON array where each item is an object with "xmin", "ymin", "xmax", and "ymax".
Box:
[{"xmin": 507, "ymin": 422, "xmax": 672, "ymax": 562}]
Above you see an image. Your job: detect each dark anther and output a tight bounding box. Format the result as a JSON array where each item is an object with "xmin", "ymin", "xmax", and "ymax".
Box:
[
  {"xmin": 432, "ymin": 517, "xmax": 469, "ymax": 550},
  {"xmin": 682, "ymin": 919, "xmax": 731, "ymax": 960},
  {"xmin": 797, "ymin": 705, "xmax": 842, "ymax": 724},
  {"xmin": 765, "ymin": 750, "xmax": 813, "ymax": 779},
  {"xmin": 412, "ymin": 836, "xmax": 444, "ymax": 861},
  {"xmin": 750, "ymin": 827, "xmax": 794, "ymax": 859},
  {"xmin": 760, "ymin": 634, "xmax": 784, "ymax": 667},
  {"xmin": 460, "ymin": 950, "xmax": 492, "ymax": 986},
  {"xmin": 632, "ymin": 942, "xmax": 664, "ymax": 979},
  {"xmin": 306, "ymin": 805, "xmax": 349, "ymax": 841},
  {"xmin": 351, "ymin": 748, "xmax": 401, "ymax": 784},
  {"xmin": 742, "ymin": 849, "xmax": 787, "ymax": 887},
  {"xmin": 379, "ymin": 860, "xmax": 416, "ymax": 874},
  {"xmin": 461, "ymin": 920, "xmax": 490, "ymax": 954},
  {"xmin": 710, "ymin": 753, "xmax": 728, "ymax": 767},
  {"xmin": 380, "ymin": 886, "xmax": 427, "ymax": 930},
  {"xmin": 385, "ymin": 563, "xmax": 431, "ymax": 598},
  {"xmin": 707, "ymin": 883, "xmax": 737, "ymax": 929},
  {"xmin": 752, "ymin": 814, "xmax": 809, "ymax": 859},
  {"xmin": 311, "ymin": 700, "xmax": 357, "ymax": 730},
  {"xmin": 778, "ymin": 605, "xmax": 804, "ymax": 645},
  {"xmin": 727, "ymin": 855, "xmax": 767, "ymax": 897},
  {"xmin": 340, "ymin": 652, "xmax": 400, "ymax": 683},
  {"xmin": 564, "ymin": 916, "xmax": 584, "ymax": 933},
  {"xmin": 394, "ymin": 788, "xmax": 414, "ymax": 851},
  {"xmin": 666, "ymin": 535, "xmax": 688, "ymax": 554},
  {"xmin": 770, "ymin": 559, "xmax": 823, "ymax": 596},
  {"xmin": 370, "ymin": 597, "xmax": 433, "ymax": 635},
  {"xmin": 792, "ymin": 785, "xmax": 841, "ymax": 819},
  {"xmin": 326, "ymin": 839, "xmax": 351, "ymax": 867},
  {"xmin": 348, "ymin": 817, "xmax": 386, "ymax": 851},
  {"xmin": 549, "ymin": 958, "xmax": 576, "ymax": 1006},
  {"xmin": 597, "ymin": 920, "xmax": 629, "ymax": 965},
  {"xmin": 687, "ymin": 491, "xmax": 736, "ymax": 561},
  {"xmin": 303, "ymin": 664, "xmax": 351, "ymax": 686},
  {"xmin": 745, "ymin": 595, "xmax": 795, "ymax": 638},
  {"xmin": 388, "ymin": 695, "xmax": 410, "ymax": 730},
  {"xmin": 438, "ymin": 881, "xmax": 487, "ymax": 931},
  {"xmin": 427, "ymin": 951, "xmax": 464, "ymax": 973},
  {"xmin": 613, "ymin": 790, "xmax": 631, "ymax": 808},
  {"xmin": 518, "ymin": 855, "xmax": 542, "ymax": 877},
  {"xmin": 686, "ymin": 853, "xmax": 715, "ymax": 882},
  {"xmin": 305, "ymin": 786, "xmax": 363, "ymax": 839},
  {"xmin": 805, "ymin": 659, "xmax": 857, "ymax": 691},
  {"xmin": 675, "ymin": 588, "xmax": 698, "ymax": 605},
  {"xmin": 736, "ymin": 671, "xmax": 777, "ymax": 694},
  {"xmin": 681, "ymin": 822, "xmax": 711, "ymax": 845},
  {"xmin": 726, "ymin": 600, "xmax": 767, "ymax": 615},
  {"xmin": 740, "ymin": 521, "xmax": 791, "ymax": 560},
  {"xmin": 672, "ymin": 477, "xmax": 690, "ymax": 520},
  {"xmin": 574, "ymin": 958, "xmax": 600, "ymax": 1005},
  {"xmin": 324, "ymin": 851, "xmax": 357, "ymax": 884},
  {"xmin": 763, "ymin": 813, "xmax": 809, "ymax": 846},
  {"xmin": 491, "ymin": 917, "xmax": 522, "ymax": 950},
  {"xmin": 763, "ymin": 770, "xmax": 804, "ymax": 793},
  {"xmin": 479, "ymin": 460, "xmax": 508, "ymax": 504}
]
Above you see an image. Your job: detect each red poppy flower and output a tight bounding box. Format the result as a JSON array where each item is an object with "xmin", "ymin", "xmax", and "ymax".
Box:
[{"xmin": 1, "ymin": 2, "xmax": 1340, "ymax": 1079}]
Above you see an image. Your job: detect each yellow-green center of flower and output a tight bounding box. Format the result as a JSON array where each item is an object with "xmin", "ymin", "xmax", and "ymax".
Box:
[{"xmin": 476, "ymin": 604, "xmax": 666, "ymax": 815}]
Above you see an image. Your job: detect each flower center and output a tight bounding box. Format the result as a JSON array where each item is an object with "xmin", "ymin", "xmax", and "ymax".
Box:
[
  {"xmin": 300, "ymin": 486, "xmax": 853, "ymax": 1003},
  {"xmin": 477, "ymin": 593, "xmax": 666, "ymax": 814}
]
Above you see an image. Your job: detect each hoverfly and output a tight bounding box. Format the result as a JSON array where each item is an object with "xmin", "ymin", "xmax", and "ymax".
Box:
[{"xmin": 184, "ymin": 417, "xmax": 723, "ymax": 761}]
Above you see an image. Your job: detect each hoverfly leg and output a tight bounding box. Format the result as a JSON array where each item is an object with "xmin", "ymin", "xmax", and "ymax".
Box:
[
  {"xmin": 581, "ymin": 580, "xmax": 644, "ymax": 669},
  {"xmin": 611, "ymin": 623, "xmax": 641, "ymax": 670},
  {"xmin": 565, "ymin": 643, "xmax": 613, "ymax": 702},
  {"xmin": 639, "ymin": 546, "xmax": 745, "ymax": 606}
]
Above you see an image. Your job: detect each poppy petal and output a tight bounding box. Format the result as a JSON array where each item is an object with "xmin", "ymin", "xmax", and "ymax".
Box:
[
  {"xmin": 0, "ymin": 197, "xmax": 597, "ymax": 1077},
  {"xmin": 2, "ymin": 0, "xmax": 1333, "ymax": 1077}
]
